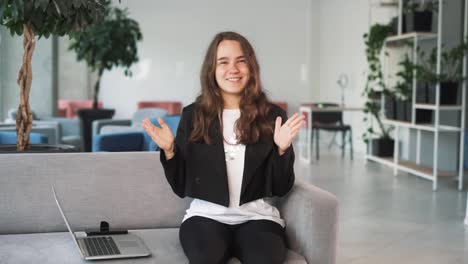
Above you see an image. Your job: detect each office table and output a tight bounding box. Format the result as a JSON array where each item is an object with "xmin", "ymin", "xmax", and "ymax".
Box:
[{"xmin": 298, "ymin": 104, "xmax": 363, "ymax": 163}]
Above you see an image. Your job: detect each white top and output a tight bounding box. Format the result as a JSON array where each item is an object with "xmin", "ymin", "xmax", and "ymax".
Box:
[{"xmin": 182, "ymin": 109, "xmax": 285, "ymax": 227}]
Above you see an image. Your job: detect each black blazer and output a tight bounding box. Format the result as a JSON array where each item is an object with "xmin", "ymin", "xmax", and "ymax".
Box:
[{"xmin": 160, "ymin": 103, "xmax": 295, "ymax": 207}]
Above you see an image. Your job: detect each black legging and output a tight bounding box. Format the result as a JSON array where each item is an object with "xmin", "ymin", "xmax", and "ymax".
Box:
[{"xmin": 179, "ymin": 216, "xmax": 287, "ymax": 264}]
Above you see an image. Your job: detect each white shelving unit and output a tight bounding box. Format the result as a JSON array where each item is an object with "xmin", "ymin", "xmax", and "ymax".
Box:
[{"xmin": 366, "ymin": 0, "xmax": 467, "ymax": 191}]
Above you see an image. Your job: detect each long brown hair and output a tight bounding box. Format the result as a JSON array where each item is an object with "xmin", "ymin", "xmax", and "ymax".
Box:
[{"xmin": 190, "ymin": 31, "xmax": 273, "ymax": 144}]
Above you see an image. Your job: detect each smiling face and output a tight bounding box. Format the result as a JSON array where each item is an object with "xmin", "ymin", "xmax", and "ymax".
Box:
[{"xmin": 215, "ymin": 40, "xmax": 250, "ymax": 108}]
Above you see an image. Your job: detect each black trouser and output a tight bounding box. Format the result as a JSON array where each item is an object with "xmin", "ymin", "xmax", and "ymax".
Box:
[{"xmin": 179, "ymin": 216, "xmax": 287, "ymax": 264}]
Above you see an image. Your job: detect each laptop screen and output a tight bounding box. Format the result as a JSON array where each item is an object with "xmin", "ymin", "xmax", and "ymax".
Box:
[{"xmin": 52, "ymin": 186, "xmax": 82, "ymax": 254}]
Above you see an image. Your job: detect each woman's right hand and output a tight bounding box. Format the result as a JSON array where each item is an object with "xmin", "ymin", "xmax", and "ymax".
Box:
[{"xmin": 142, "ymin": 118, "xmax": 175, "ymax": 155}]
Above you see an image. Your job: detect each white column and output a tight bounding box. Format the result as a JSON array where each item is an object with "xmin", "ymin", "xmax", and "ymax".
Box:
[
  {"xmin": 465, "ymin": 193, "xmax": 468, "ymax": 227},
  {"xmin": 299, "ymin": 106, "xmax": 312, "ymax": 163}
]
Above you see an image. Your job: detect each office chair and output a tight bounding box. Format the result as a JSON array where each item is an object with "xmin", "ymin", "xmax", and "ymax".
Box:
[{"xmin": 310, "ymin": 102, "xmax": 353, "ymax": 160}]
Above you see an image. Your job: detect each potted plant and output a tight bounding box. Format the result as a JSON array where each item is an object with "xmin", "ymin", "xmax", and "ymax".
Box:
[
  {"xmin": 394, "ymin": 54, "xmax": 413, "ymax": 122},
  {"xmin": 363, "ymin": 23, "xmax": 395, "ymax": 157},
  {"xmin": 414, "ymin": 40, "xmax": 468, "ymax": 106},
  {"xmin": 0, "ymin": 0, "xmax": 106, "ymax": 151},
  {"xmin": 68, "ymin": 1, "xmax": 142, "ymax": 152},
  {"xmin": 402, "ymin": 0, "xmax": 438, "ymax": 33}
]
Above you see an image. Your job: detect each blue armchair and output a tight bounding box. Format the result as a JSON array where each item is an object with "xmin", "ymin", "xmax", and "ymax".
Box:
[
  {"xmin": 92, "ymin": 108, "xmax": 167, "ymax": 136},
  {"xmin": 0, "ymin": 131, "xmax": 48, "ymax": 144},
  {"xmin": 157, "ymin": 115, "xmax": 180, "ymax": 135},
  {"xmin": 92, "ymin": 132, "xmax": 145, "ymax": 152},
  {"xmin": 92, "ymin": 115, "xmax": 181, "ymax": 152},
  {"xmin": 6, "ymin": 109, "xmax": 81, "ymax": 149}
]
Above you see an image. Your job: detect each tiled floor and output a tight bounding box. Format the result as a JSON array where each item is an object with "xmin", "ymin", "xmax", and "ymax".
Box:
[{"xmin": 294, "ymin": 150, "xmax": 468, "ymax": 264}]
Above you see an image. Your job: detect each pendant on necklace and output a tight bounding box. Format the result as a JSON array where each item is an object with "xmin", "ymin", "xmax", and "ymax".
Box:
[
  {"xmin": 224, "ymin": 135, "xmax": 239, "ymax": 161},
  {"xmin": 225, "ymin": 145, "xmax": 238, "ymax": 161}
]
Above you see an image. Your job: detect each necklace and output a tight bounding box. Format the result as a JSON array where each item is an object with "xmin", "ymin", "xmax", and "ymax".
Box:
[{"xmin": 224, "ymin": 135, "xmax": 241, "ymax": 161}]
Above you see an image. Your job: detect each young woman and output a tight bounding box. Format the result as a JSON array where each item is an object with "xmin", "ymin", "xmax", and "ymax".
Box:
[{"xmin": 142, "ymin": 31, "xmax": 304, "ymax": 264}]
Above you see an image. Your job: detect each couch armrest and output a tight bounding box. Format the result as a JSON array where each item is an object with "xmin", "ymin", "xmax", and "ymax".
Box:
[
  {"xmin": 100, "ymin": 126, "xmax": 143, "ymax": 135},
  {"xmin": 41, "ymin": 117, "xmax": 80, "ymax": 137},
  {"xmin": 278, "ymin": 179, "xmax": 338, "ymax": 264},
  {"xmin": 31, "ymin": 121, "xmax": 61, "ymax": 144},
  {"xmin": 92, "ymin": 119, "xmax": 131, "ymax": 136}
]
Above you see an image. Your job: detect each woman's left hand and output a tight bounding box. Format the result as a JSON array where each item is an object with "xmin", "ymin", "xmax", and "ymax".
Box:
[{"xmin": 274, "ymin": 113, "xmax": 306, "ymax": 155}]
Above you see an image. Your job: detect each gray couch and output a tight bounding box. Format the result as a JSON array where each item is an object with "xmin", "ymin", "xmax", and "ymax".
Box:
[{"xmin": 0, "ymin": 152, "xmax": 338, "ymax": 264}]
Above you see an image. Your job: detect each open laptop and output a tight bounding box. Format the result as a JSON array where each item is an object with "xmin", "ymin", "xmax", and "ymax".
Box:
[{"xmin": 52, "ymin": 186, "xmax": 151, "ymax": 260}]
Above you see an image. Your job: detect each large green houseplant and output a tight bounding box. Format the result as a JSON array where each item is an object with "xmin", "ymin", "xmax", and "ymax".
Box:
[
  {"xmin": 67, "ymin": 1, "xmax": 142, "ymax": 152},
  {"xmin": 363, "ymin": 24, "xmax": 396, "ymax": 156},
  {"xmin": 0, "ymin": 0, "xmax": 106, "ymax": 151},
  {"xmin": 363, "ymin": 23, "xmax": 395, "ymax": 156},
  {"xmin": 68, "ymin": 1, "xmax": 142, "ymax": 109}
]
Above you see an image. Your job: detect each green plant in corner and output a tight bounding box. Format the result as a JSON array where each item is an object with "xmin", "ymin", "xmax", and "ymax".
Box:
[
  {"xmin": 0, "ymin": 0, "xmax": 106, "ymax": 151},
  {"xmin": 68, "ymin": 1, "xmax": 143, "ymax": 109},
  {"xmin": 362, "ymin": 23, "xmax": 394, "ymax": 143}
]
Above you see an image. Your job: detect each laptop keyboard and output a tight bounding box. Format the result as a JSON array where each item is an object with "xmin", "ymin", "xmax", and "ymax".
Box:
[{"xmin": 83, "ymin": 236, "xmax": 121, "ymax": 256}]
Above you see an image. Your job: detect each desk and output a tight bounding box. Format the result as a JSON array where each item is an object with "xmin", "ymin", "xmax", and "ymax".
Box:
[{"xmin": 298, "ymin": 104, "xmax": 363, "ymax": 163}]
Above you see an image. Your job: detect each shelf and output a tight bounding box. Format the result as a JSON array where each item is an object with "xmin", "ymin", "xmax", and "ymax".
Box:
[
  {"xmin": 398, "ymin": 159, "xmax": 456, "ymax": 177},
  {"xmin": 382, "ymin": 119, "xmax": 461, "ymax": 132},
  {"xmin": 414, "ymin": 104, "xmax": 463, "ymax": 110},
  {"xmin": 366, "ymin": 155, "xmax": 394, "ymax": 166},
  {"xmin": 385, "ymin": 32, "xmax": 437, "ymax": 43},
  {"xmin": 366, "ymin": 155, "xmax": 457, "ymax": 180},
  {"xmin": 369, "ymin": 0, "xmax": 466, "ymax": 191}
]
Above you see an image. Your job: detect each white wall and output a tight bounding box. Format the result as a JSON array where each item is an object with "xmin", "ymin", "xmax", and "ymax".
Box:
[
  {"xmin": 61, "ymin": 0, "xmax": 402, "ymax": 153},
  {"xmin": 99, "ymin": 0, "xmax": 318, "ymax": 119},
  {"xmin": 315, "ymin": 0, "xmax": 399, "ymax": 153},
  {"xmin": 93, "ymin": 0, "xmax": 396, "ymax": 153},
  {"xmin": 58, "ymin": 38, "xmax": 92, "ymax": 101},
  {"xmin": 0, "ymin": 28, "xmax": 4, "ymax": 120},
  {"xmin": 317, "ymin": 0, "xmax": 369, "ymax": 153}
]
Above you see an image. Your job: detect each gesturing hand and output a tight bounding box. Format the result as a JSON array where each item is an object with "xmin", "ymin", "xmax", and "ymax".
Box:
[
  {"xmin": 142, "ymin": 118, "xmax": 175, "ymax": 155},
  {"xmin": 274, "ymin": 113, "xmax": 305, "ymax": 155}
]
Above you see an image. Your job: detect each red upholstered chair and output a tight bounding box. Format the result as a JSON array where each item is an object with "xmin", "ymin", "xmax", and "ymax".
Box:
[
  {"xmin": 273, "ymin": 101, "xmax": 288, "ymax": 112},
  {"xmin": 58, "ymin": 100, "xmax": 103, "ymax": 118},
  {"xmin": 137, "ymin": 101, "xmax": 182, "ymax": 115}
]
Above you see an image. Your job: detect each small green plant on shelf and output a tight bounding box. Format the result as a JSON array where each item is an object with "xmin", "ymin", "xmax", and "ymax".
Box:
[
  {"xmin": 403, "ymin": 0, "xmax": 439, "ymax": 13},
  {"xmin": 394, "ymin": 53, "xmax": 414, "ymax": 99},
  {"xmin": 414, "ymin": 40, "xmax": 468, "ymax": 84}
]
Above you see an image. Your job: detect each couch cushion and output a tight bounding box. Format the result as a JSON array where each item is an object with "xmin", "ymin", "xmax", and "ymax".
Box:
[
  {"xmin": 61, "ymin": 135, "xmax": 81, "ymax": 148},
  {"xmin": 0, "ymin": 228, "xmax": 306, "ymax": 264},
  {"xmin": 100, "ymin": 126, "xmax": 142, "ymax": 135}
]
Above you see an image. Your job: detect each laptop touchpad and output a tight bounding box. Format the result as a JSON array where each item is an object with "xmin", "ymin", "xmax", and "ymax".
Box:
[{"xmin": 118, "ymin": 240, "xmax": 140, "ymax": 248}]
